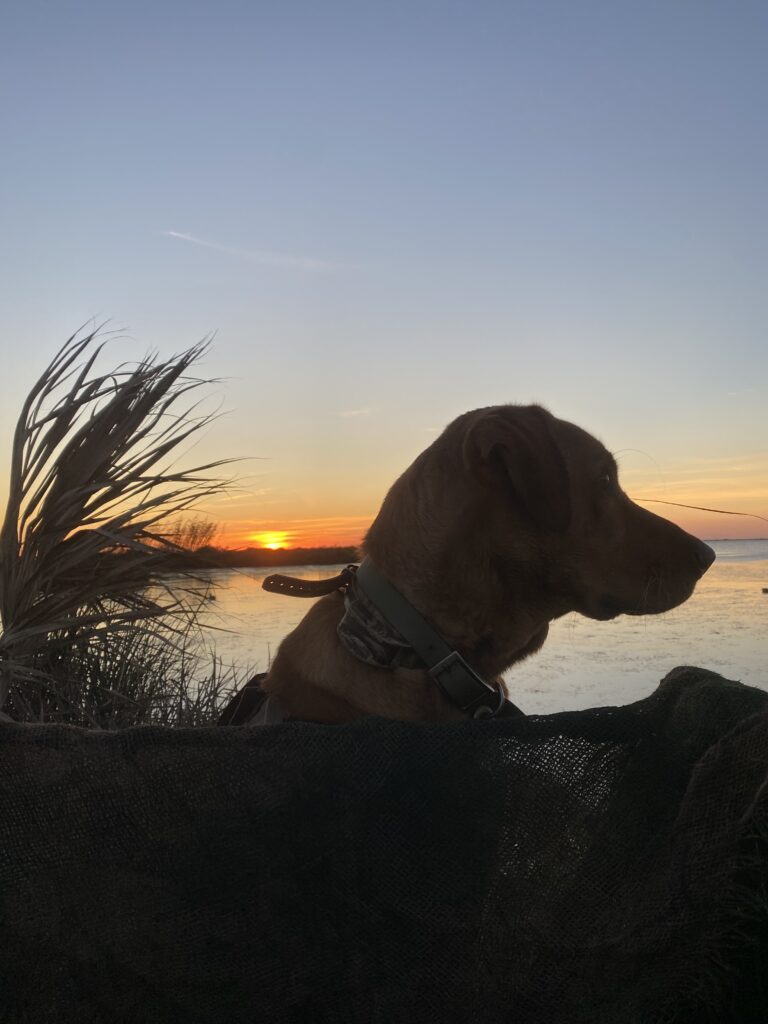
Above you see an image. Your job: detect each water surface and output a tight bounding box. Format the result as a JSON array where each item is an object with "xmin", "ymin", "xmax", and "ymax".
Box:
[{"xmin": 199, "ymin": 539, "xmax": 767, "ymax": 714}]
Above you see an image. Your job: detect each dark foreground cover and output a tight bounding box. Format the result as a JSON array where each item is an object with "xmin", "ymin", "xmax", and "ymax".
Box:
[{"xmin": 0, "ymin": 666, "xmax": 766, "ymax": 1023}]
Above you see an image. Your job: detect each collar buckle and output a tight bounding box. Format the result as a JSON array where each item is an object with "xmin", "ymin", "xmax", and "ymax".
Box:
[{"xmin": 429, "ymin": 650, "xmax": 506, "ymax": 717}]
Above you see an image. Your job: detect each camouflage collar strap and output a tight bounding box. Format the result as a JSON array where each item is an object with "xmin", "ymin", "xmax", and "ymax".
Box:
[
  {"xmin": 340, "ymin": 560, "xmax": 523, "ymax": 719},
  {"xmin": 262, "ymin": 560, "xmax": 523, "ymax": 719},
  {"xmin": 337, "ymin": 568, "xmax": 426, "ymax": 673}
]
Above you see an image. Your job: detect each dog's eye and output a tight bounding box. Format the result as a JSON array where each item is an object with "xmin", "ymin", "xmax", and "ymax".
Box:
[{"xmin": 600, "ymin": 472, "xmax": 615, "ymax": 493}]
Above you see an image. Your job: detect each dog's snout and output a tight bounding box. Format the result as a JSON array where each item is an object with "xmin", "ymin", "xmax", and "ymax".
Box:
[{"xmin": 693, "ymin": 539, "xmax": 716, "ymax": 575}]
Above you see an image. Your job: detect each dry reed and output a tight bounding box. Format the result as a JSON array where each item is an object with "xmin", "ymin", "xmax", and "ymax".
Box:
[{"xmin": 0, "ymin": 328, "xmax": 242, "ymax": 724}]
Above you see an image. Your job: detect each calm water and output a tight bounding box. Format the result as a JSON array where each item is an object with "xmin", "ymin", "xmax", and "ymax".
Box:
[{"xmin": 199, "ymin": 540, "xmax": 768, "ymax": 714}]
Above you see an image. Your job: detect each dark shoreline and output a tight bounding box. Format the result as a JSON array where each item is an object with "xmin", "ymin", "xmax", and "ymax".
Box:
[
  {"xmin": 176, "ymin": 540, "xmax": 766, "ymax": 571},
  {"xmin": 108, "ymin": 540, "xmax": 767, "ymax": 577},
  {"xmin": 176, "ymin": 545, "xmax": 360, "ymax": 571},
  {"xmin": 704, "ymin": 537, "xmax": 768, "ymax": 542}
]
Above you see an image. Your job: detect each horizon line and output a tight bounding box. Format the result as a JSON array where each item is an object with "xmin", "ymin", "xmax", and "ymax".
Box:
[{"xmin": 210, "ymin": 536, "xmax": 767, "ymax": 552}]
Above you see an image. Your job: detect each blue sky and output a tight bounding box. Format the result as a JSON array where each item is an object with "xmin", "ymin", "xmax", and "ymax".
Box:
[{"xmin": 2, "ymin": 0, "xmax": 766, "ymax": 542}]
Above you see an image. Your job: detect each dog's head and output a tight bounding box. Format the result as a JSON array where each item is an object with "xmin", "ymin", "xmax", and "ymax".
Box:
[
  {"xmin": 462, "ymin": 404, "xmax": 713, "ymax": 617},
  {"xmin": 365, "ymin": 405, "xmax": 714, "ymax": 664}
]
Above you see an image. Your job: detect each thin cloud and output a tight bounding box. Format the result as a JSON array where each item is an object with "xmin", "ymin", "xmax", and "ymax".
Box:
[
  {"xmin": 243, "ymin": 515, "xmax": 372, "ymax": 529},
  {"xmin": 206, "ymin": 487, "xmax": 273, "ymax": 506},
  {"xmin": 163, "ymin": 230, "xmax": 337, "ymax": 272},
  {"xmin": 340, "ymin": 408, "xmax": 373, "ymax": 418}
]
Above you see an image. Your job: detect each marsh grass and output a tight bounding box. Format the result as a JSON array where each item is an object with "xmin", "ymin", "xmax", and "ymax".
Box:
[
  {"xmin": 0, "ymin": 328, "xmax": 244, "ymax": 726},
  {"xmin": 2, "ymin": 624, "xmax": 241, "ymax": 728}
]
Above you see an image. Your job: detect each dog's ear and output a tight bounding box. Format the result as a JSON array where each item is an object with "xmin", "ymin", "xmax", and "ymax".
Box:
[{"xmin": 461, "ymin": 406, "xmax": 571, "ymax": 532}]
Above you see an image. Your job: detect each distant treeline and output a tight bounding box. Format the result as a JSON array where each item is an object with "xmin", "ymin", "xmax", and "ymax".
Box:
[{"xmin": 176, "ymin": 545, "xmax": 360, "ymax": 570}]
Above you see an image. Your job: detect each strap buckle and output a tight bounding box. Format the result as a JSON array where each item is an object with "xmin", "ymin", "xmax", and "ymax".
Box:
[{"xmin": 429, "ymin": 650, "xmax": 506, "ymax": 718}]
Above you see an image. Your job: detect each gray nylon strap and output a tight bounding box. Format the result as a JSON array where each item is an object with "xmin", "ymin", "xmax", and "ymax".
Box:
[
  {"xmin": 354, "ymin": 560, "xmax": 508, "ymax": 716},
  {"xmin": 355, "ymin": 561, "xmax": 453, "ymax": 667}
]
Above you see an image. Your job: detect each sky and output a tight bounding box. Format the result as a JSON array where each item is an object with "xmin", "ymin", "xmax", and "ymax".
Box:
[{"xmin": 1, "ymin": 0, "xmax": 766, "ymax": 547}]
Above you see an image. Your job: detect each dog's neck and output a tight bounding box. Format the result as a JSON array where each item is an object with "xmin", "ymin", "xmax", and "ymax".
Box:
[
  {"xmin": 358, "ymin": 543, "xmax": 553, "ymax": 682},
  {"xmin": 362, "ymin": 468, "xmax": 559, "ymax": 679},
  {"xmin": 262, "ymin": 473, "xmax": 559, "ymax": 722}
]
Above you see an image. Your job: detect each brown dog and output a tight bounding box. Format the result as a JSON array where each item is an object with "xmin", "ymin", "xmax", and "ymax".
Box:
[{"xmin": 226, "ymin": 405, "xmax": 715, "ymax": 725}]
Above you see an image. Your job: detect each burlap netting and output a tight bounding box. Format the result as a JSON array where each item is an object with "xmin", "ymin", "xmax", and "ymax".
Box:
[{"xmin": 0, "ymin": 666, "xmax": 766, "ymax": 1023}]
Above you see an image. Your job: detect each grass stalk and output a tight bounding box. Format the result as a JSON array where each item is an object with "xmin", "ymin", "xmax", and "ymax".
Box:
[{"xmin": 0, "ymin": 328, "xmax": 241, "ymax": 723}]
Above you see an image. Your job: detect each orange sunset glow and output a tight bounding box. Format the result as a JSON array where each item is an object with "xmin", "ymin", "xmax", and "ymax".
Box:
[
  {"xmin": 198, "ymin": 432, "xmax": 768, "ymax": 553},
  {"xmin": 250, "ymin": 531, "xmax": 291, "ymax": 550},
  {"xmin": 215, "ymin": 515, "xmax": 374, "ymax": 551},
  {"xmin": 211, "ymin": 474, "xmax": 768, "ymax": 551}
]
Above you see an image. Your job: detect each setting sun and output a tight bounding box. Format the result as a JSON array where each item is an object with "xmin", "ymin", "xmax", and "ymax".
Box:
[{"xmin": 251, "ymin": 531, "xmax": 290, "ymax": 550}]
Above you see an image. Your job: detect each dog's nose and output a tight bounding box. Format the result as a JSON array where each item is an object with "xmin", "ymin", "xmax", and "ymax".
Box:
[{"xmin": 693, "ymin": 539, "xmax": 716, "ymax": 575}]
